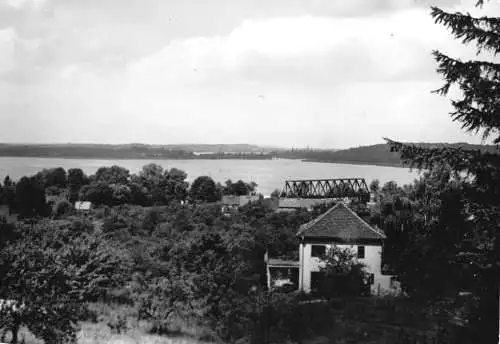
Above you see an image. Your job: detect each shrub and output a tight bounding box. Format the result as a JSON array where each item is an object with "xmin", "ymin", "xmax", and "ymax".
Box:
[
  {"xmin": 107, "ymin": 314, "xmax": 128, "ymax": 334},
  {"xmin": 319, "ymin": 245, "xmax": 369, "ymax": 298},
  {"xmin": 142, "ymin": 206, "xmax": 163, "ymax": 231},
  {"xmin": 238, "ymin": 291, "xmax": 334, "ymax": 344},
  {"xmin": 70, "ymin": 217, "xmax": 94, "ymax": 233},
  {"xmin": 93, "ymin": 205, "xmax": 111, "ymax": 219},
  {"xmin": 54, "ymin": 199, "xmax": 72, "ymax": 217},
  {"xmin": 0, "ymin": 224, "xmax": 128, "ymax": 343}
]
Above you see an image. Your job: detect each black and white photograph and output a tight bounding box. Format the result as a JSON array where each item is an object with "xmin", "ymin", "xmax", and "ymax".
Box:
[{"xmin": 0, "ymin": 0, "xmax": 499, "ymax": 343}]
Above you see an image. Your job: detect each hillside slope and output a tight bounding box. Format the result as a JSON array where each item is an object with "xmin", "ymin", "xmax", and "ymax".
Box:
[{"xmin": 281, "ymin": 143, "xmax": 498, "ymax": 167}]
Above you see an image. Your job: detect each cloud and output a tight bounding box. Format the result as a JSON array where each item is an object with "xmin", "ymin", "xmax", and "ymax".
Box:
[
  {"xmin": 0, "ymin": 0, "xmax": 496, "ymax": 147},
  {"xmin": 6, "ymin": 0, "xmax": 49, "ymax": 10},
  {"xmin": 0, "ymin": 28, "xmax": 16, "ymax": 74},
  {"xmin": 126, "ymin": 9, "xmax": 462, "ymax": 93}
]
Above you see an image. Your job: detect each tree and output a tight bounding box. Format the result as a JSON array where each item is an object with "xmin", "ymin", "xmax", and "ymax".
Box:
[
  {"xmin": 142, "ymin": 206, "xmax": 163, "ymax": 232},
  {"xmin": 224, "ymin": 179, "xmax": 258, "ymax": 196},
  {"xmin": 160, "ymin": 225, "xmax": 262, "ymax": 341},
  {"xmin": 135, "ymin": 164, "xmax": 189, "ymax": 205},
  {"xmin": 369, "ymin": 179, "xmax": 380, "ymax": 194},
  {"xmin": 163, "ymin": 168, "xmax": 189, "ymax": 203},
  {"xmin": 54, "ymin": 199, "xmax": 72, "ymax": 218},
  {"xmin": 15, "ymin": 177, "xmax": 49, "ymax": 218},
  {"xmin": 0, "ymin": 217, "xmax": 16, "ymax": 249},
  {"xmin": 109, "ymin": 184, "xmax": 132, "ymax": 205},
  {"xmin": 79, "ymin": 183, "xmax": 113, "ymax": 206},
  {"xmin": 319, "ymin": 246, "xmax": 368, "ymax": 298},
  {"xmin": 385, "ymin": 1, "xmax": 499, "ymax": 342},
  {"xmin": 2, "ymin": 176, "xmax": 16, "ymax": 210},
  {"xmin": 135, "ymin": 273, "xmax": 192, "ymax": 334},
  {"xmin": 67, "ymin": 168, "xmax": 88, "ymax": 203},
  {"xmin": 190, "ymin": 176, "xmax": 220, "ymax": 203},
  {"xmin": 0, "ymin": 223, "xmax": 126, "ymax": 343},
  {"xmin": 35, "ymin": 167, "xmax": 67, "ymax": 189},
  {"xmin": 136, "ymin": 163, "xmax": 165, "ymax": 205},
  {"xmin": 129, "ymin": 181, "xmax": 150, "ymax": 206},
  {"xmin": 138, "ymin": 163, "xmax": 164, "ymax": 184},
  {"xmin": 270, "ymin": 189, "xmax": 281, "ymax": 199},
  {"xmin": 93, "ymin": 165, "xmax": 130, "ymax": 185},
  {"xmin": 368, "ymin": 180, "xmax": 415, "ymax": 272}
]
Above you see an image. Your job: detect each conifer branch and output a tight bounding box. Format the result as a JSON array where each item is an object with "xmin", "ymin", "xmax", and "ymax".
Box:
[
  {"xmin": 431, "ymin": 7, "xmax": 500, "ymax": 54},
  {"xmin": 432, "ymin": 51, "xmax": 500, "ymax": 142}
]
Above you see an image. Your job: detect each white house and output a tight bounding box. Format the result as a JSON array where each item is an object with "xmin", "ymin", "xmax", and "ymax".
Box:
[{"xmin": 297, "ymin": 202, "xmax": 392, "ymax": 295}]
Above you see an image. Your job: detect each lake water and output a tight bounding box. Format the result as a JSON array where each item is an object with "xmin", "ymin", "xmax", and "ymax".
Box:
[{"xmin": 0, "ymin": 158, "xmax": 420, "ymax": 196}]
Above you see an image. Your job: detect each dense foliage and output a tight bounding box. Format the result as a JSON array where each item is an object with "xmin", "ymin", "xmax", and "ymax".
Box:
[
  {"xmin": 0, "ymin": 221, "xmax": 127, "ymax": 343},
  {"xmin": 1, "ymin": 160, "xmax": 484, "ymax": 343},
  {"xmin": 319, "ymin": 246, "xmax": 369, "ymax": 298},
  {"xmin": 0, "ymin": 165, "xmax": 325, "ymax": 343},
  {"xmin": 385, "ymin": 1, "xmax": 499, "ymax": 342}
]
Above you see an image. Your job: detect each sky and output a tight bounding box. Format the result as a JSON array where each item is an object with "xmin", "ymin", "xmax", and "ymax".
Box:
[{"xmin": 0, "ymin": 0, "xmax": 498, "ymax": 149}]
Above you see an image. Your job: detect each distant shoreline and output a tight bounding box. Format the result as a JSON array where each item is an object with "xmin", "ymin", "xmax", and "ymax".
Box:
[
  {"xmin": 1, "ymin": 141, "xmax": 487, "ymax": 169},
  {"xmin": 302, "ymin": 159, "xmax": 406, "ymax": 168},
  {"xmin": 0, "ymin": 154, "xmax": 409, "ymax": 169},
  {"xmin": 0, "ymin": 155, "xmax": 272, "ymax": 161}
]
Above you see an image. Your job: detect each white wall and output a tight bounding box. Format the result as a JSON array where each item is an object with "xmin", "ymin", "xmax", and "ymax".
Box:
[{"xmin": 299, "ymin": 242, "xmax": 390, "ymax": 295}]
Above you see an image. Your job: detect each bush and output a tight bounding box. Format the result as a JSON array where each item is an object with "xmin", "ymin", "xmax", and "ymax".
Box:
[
  {"xmin": 319, "ymin": 245, "xmax": 369, "ymax": 298},
  {"xmin": 107, "ymin": 314, "xmax": 128, "ymax": 334},
  {"xmin": 70, "ymin": 217, "xmax": 94, "ymax": 233},
  {"xmin": 238, "ymin": 291, "xmax": 333, "ymax": 344},
  {"xmin": 46, "ymin": 185, "xmax": 64, "ymax": 196},
  {"xmin": 0, "ymin": 224, "xmax": 127, "ymax": 343},
  {"xmin": 106, "ymin": 287, "xmax": 133, "ymax": 305},
  {"xmin": 142, "ymin": 206, "xmax": 163, "ymax": 231},
  {"xmin": 93, "ymin": 205, "xmax": 111, "ymax": 219},
  {"xmin": 54, "ymin": 199, "xmax": 72, "ymax": 217}
]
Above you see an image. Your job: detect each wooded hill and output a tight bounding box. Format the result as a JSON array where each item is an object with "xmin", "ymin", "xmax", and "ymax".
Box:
[{"xmin": 281, "ymin": 143, "xmax": 498, "ymax": 167}]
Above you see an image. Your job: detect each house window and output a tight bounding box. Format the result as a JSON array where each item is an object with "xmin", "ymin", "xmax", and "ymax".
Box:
[
  {"xmin": 311, "ymin": 271, "xmax": 325, "ymax": 292},
  {"xmin": 357, "ymin": 245, "xmax": 365, "ymax": 259},
  {"xmin": 311, "ymin": 245, "xmax": 326, "ymax": 258}
]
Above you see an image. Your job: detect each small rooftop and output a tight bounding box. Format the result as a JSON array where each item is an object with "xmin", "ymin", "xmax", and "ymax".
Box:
[
  {"xmin": 75, "ymin": 201, "xmax": 92, "ymax": 211},
  {"xmin": 297, "ymin": 202, "xmax": 385, "ymax": 242}
]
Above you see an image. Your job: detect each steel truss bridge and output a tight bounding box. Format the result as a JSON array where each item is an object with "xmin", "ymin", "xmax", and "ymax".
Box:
[{"xmin": 280, "ymin": 178, "xmax": 370, "ymax": 202}]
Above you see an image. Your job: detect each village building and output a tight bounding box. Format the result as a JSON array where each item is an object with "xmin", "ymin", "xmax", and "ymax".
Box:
[
  {"xmin": 74, "ymin": 201, "xmax": 92, "ymax": 213},
  {"xmin": 221, "ymin": 195, "xmax": 261, "ymax": 213},
  {"xmin": 264, "ymin": 253, "xmax": 299, "ymax": 291},
  {"xmin": 297, "ymin": 202, "xmax": 391, "ymax": 295},
  {"xmin": 277, "ymin": 198, "xmax": 335, "ymax": 212}
]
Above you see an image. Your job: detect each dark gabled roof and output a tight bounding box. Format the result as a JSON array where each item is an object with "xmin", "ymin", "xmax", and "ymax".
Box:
[{"xmin": 297, "ymin": 202, "xmax": 385, "ymax": 242}]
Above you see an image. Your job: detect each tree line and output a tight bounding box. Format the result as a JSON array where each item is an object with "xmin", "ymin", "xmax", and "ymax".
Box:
[{"xmin": 0, "ymin": 163, "xmax": 258, "ymax": 219}]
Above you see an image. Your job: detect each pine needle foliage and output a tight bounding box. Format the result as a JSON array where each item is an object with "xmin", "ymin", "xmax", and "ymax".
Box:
[{"xmin": 385, "ymin": 1, "xmax": 499, "ymax": 342}]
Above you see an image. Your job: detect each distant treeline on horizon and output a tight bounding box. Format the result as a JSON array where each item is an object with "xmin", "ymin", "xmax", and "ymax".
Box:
[{"xmin": 0, "ymin": 142, "xmax": 497, "ymax": 167}]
